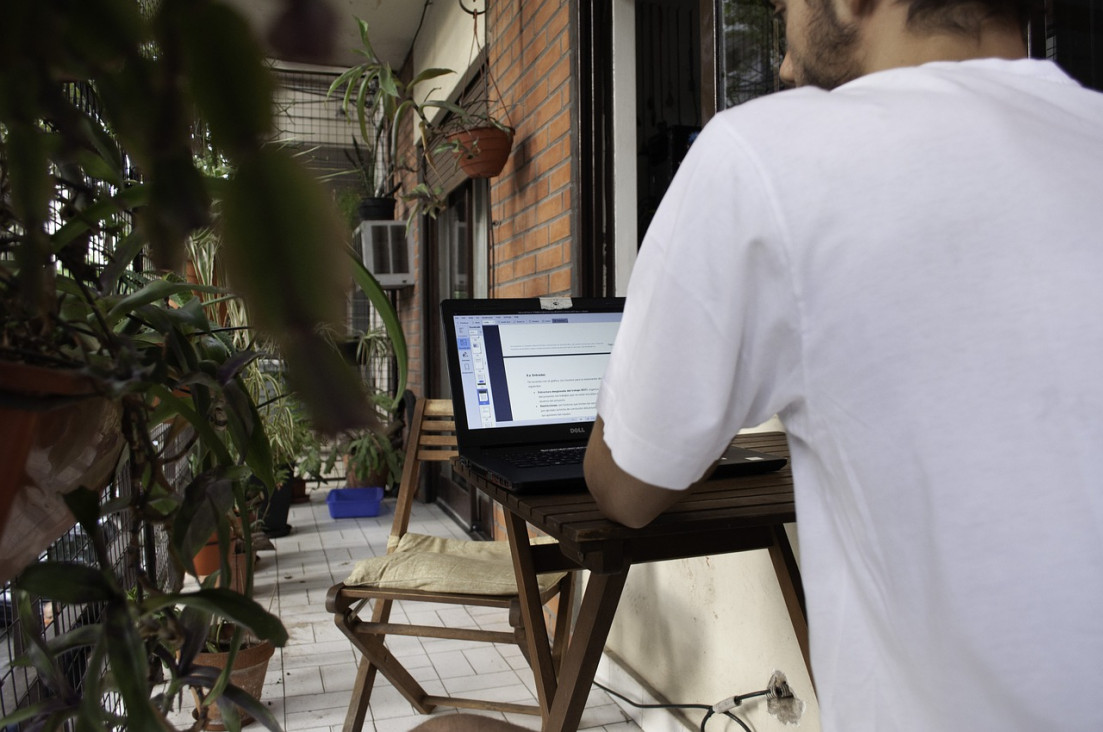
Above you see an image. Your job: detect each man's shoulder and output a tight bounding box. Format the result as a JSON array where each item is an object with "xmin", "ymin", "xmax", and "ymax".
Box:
[
  {"xmin": 704, "ymin": 86, "xmax": 875, "ymax": 161},
  {"xmin": 709, "ymin": 58, "xmax": 1089, "ymax": 148},
  {"xmin": 715, "ymin": 58, "xmax": 1082, "ymax": 122}
]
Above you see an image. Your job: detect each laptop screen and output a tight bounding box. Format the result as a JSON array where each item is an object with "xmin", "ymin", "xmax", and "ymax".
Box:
[{"xmin": 441, "ymin": 298, "xmax": 625, "ymax": 448}]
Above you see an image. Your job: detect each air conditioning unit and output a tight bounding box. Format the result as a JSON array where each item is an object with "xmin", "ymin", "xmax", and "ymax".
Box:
[{"xmin": 355, "ymin": 221, "xmax": 413, "ymax": 289}]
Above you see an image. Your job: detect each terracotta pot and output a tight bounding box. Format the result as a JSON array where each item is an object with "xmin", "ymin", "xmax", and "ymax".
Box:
[
  {"xmin": 193, "ymin": 539, "xmax": 251, "ymax": 594},
  {"xmin": 192, "ymin": 536, "xmax": 223, "ymax": 577},
  {"xmin": 0, "ymin": 361, "xmax": 124, "ymax": 585},
  {"xmin": 191, "ymin": 639, "xmax": 275, "ymax": 730},
  {"xmin": 448, "ymin": 125, "xmax": 514, "ymax": 178},
  {"xmin": 183, "ymin": 259, "xmax": 229, "ymax": 325}
]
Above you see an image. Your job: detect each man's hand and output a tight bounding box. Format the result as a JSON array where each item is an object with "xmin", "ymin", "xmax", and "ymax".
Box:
[{"xmin": 583, "ymin": 416, "xmax": 686, "ymax": 528}]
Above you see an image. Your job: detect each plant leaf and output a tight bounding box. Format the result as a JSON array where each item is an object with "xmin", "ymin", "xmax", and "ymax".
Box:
[
  {"xmin": 220, "ymin": 147, "xmax": 373, "ymax": 433},
  {"xmin": 178, "ymin": 2, "xmax": 273, "ymax": 159},
  {"xmin": 347, "ymin": 246, "xmax": 407, "ymax": 408},
  {"xmin": 18, "ymin": 562, "xmax": 117, "ymax": 604},
  {"xmin": 217, "ymin": 682, "xmax": 283, "ymax": 731},
  {"xmin": 149, "ymin": 384, "xmax": 234, "ymax": 467},
  {"xmin": 222, "ymin": 379, "xmax": 276, "ymax": 491},
  {"xmin": 62, "ymin": 486, "xmax": 102, "ymax": 533},
  {"xmin": 103, "ymin": 600, "xmax": 164, "ymax": 731},
  {"xmin": 173, "ymin": 470, "xmax": 236, "ymax": 563},
  {"xmin": 104, "ymin": 278, "xmax": 205, "ymax": 326},
  {"xmin": 146, "ymin": 589, "xmax": 289, "ymax": 646}
]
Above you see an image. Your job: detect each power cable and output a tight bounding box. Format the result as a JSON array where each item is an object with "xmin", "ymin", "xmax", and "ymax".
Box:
[{"xmin": 594, "ymin": 680, "xmax": 764, "ymax": 732}]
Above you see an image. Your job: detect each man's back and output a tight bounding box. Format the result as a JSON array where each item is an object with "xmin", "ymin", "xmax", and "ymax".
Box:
[
  {"xmin": 751, "ymin": 59, "xmax": 1103, "ymax": 730},
  {"xmin": 599, "ymin": 58, "xmax": 1103, "ymax": 729}
]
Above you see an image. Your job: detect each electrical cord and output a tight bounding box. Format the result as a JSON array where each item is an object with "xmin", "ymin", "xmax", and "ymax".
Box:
[
  {"xmin": 594, "ymin": 681, "xmax": 767, "ymax": 732},
  {"xmin": 700, "ymin": 708, "xmax": 753, "ymax": 732}
]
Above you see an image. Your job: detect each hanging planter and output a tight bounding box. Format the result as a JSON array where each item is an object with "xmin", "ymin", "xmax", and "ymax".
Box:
[
  {"xmin": 432, "ymin": 0, "xmax": 516, "ymax": 180},
  {"xmin": 446, "ymin": 124, "xmax": 515, "ymax": 178},
  {"xmin": 0, "ymin": 361, "xmax": 124, "ymax": 585}
]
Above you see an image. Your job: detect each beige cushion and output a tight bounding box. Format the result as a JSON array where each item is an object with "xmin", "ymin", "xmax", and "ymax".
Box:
[{"xmin": 344, "ymin": 533, "xmax": 565, "ymax": 596}]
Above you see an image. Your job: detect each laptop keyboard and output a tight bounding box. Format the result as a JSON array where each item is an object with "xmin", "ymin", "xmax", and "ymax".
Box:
[{"xmin": 501, "ymin": 445, "xmax": 587, "ymax": 468}]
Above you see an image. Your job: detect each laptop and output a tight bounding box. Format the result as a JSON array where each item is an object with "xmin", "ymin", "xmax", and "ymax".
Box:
[
  {"xmin": 441, "ymin": 297, "xmax": 785, "ymax": 493},
  {"xmin": 711, "ymin": 445, "xmax": 787, "ymax": 479}
]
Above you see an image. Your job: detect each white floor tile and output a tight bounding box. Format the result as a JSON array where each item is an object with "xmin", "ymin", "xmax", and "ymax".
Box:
[
  {"xmin": 440, "ymin": 669, "xmax": 526, "ymax": 695},
  {"xmin": 421, "ymin": 649, "xmax": 475, "ymax": 679},
  {"xmin": 458, "ymin": 646, "xmax": 513, "ymax": 675},
  {"xmin": 281, "ymin": 688, "xmax": 352, "ymax": 715},
  {"xmin": 280, "ymin": 666, "xmax": 325, "ymax": 696}
]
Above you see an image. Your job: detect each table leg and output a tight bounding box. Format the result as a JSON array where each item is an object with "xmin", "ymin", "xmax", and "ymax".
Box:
[
  {"xmin": 767, "ymin": 524, "xmax": 813, "ymax": 688},
  {"xmin": 505, "ymin": 512, "xmax": 631, "ymax": 732},
  {"xmin": 546, "ymin": 569, "xmax": 629, "ymax": 732}
]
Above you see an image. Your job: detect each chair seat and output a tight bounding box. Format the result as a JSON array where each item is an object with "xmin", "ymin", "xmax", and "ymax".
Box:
[{"xmin": 344, "ymin": 532, "xmax": 564, "ymax": 596}]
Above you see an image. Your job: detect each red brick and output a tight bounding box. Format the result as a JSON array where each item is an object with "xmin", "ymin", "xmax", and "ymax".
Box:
[{"xmin": 548, "ymin": 267, "xmax": 572, "ymax": 295}]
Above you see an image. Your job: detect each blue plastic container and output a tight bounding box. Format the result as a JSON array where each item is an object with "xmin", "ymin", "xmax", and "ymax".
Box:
[{"xmin": 326, "ymin": 487, "xmax": 384, "ymax": 518}]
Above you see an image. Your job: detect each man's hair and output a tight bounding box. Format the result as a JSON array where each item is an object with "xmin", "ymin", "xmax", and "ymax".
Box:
[{"xmin": 901, "ymin": 0, "xmax": 1041, "ymax": 35}]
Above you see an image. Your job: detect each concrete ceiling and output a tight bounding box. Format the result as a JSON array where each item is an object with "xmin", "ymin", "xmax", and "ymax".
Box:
[{"xmin": 223, "ymin": 0, "xmax": 431, "ymax": 70}]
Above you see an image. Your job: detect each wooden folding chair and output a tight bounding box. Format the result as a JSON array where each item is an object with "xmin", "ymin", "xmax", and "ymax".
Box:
[{"xmin": 325, "ymin": 398, "xmax": 574, "ymax": 730}]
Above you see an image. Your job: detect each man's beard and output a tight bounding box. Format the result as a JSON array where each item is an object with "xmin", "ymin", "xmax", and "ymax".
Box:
[{"xmin": 792, "ymin": 0, "xmax": 862, "ymax": 89}]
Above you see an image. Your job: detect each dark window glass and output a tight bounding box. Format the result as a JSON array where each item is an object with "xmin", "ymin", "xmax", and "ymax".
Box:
[{"xmin": 720, "ymin": 0, "xmax": 787, "ymax": 108}]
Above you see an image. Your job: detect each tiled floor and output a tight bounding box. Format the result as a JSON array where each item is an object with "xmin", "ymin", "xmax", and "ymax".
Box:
[{"xmin": 202, "ymin": 490, "xmax": 642, "ymax": 732}]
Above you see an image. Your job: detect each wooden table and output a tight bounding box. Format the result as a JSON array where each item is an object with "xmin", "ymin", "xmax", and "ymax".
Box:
[{"xmin": 452, "ymin": 431, "xmax": 807, "ymax": 732}]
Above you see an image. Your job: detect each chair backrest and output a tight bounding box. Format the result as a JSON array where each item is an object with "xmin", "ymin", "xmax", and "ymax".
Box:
[{"xmin": 388, "ymin": 398, "xmax": 457, "ymax": 546}]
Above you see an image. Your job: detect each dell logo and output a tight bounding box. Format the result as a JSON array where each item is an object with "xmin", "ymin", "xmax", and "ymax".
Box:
[{"xmin": 570, "ymin": 427, "xmax": 587, "ymax": 435}]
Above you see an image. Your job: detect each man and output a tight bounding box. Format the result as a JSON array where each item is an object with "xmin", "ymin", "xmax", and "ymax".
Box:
[{"xmin": 586, "ymin": 0, "xmax": 1103, "ymax": 729}]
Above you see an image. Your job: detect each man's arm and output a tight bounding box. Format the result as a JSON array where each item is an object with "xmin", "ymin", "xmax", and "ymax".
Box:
[{"xmin": 583, "ymin": 416, "xmax": 687, "ymax": 528}]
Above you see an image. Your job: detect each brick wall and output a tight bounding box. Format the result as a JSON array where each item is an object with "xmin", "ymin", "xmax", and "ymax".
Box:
[
  {"xmin": 396, "ymin": 0, "xmax": 577, "ymax": 396},
  {"xmin": 488, "ymin": 0, "xmax": 575, "ymax": 298},
  {"xmin": 484, "ymin": 11, "xmax": 578, "ymax": 660}
]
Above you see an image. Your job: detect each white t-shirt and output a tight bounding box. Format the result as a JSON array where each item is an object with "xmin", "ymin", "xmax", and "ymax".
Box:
[{"xmin": 598, "ymin": 59, "xmax": 1103, "ymax": 731}]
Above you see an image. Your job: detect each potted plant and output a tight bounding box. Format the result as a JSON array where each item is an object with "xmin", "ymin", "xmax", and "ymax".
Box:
[
  {"xmin": 430, "ymin": 102, "xmax": 516, "ymax": 179},
  {"xmin": 422, "ymin": 18, "xmax": 516, "ymax": 181},
  {"xmin": 0, "ymin": 360, "xmax": 126, "ymax": 583},
  {"xmin": 344, "ymin": 135, "xmax": 397, "ymax": 222},
  {"xmin": 325, "ymin": 328, "xmax": 406, "ymax": 494},
  {"xmin": 327, "ymin": 17, "xmax": 455, "ymax": 223},
  {"xmin": 189, "ymin": 622, "xmax": 277, "ymax": 731},
  {"xmin": 0, "ymin": 1, "xmax": 394, "ymax": 728},
  {"xmin": 342, "ymin": 402, "xmax": 405, "ymax": 491},
  {"xmin": 183, "ymin": 225, "xmax": 323, "ymax": 537},
  {"xmin": 251, "ymin": 389, "xmax": 323, "ymax": 535},
  {"xmin": 341, "ymin": 134, "xmax": 399, "ymax": 220}
]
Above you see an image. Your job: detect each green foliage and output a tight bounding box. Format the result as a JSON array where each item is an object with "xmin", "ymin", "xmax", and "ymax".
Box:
[
  {"xmin": 327, "ymin": 18, "xmax": 453, "ymax": 195},
  {"xmin": 327, "ymin": 17, "xmax": 455, "ymax": 223},
  {"xmin": 1, "ymin": 0, "xmax": 373, "ymax": 434},
  {"xmin": 342, "ymin": 413, "xmax": 405, "ymax": 489},
  {"xmin": 6, "ymin": 491, "xmax": 288, "ymax": 731},
  {"xmin": 330, "ymin": 332, "xmax": 405, "ymax": 489},
  {"xmin": 0, "ymin": 1, "xmax": 413, "ymax": 728}
]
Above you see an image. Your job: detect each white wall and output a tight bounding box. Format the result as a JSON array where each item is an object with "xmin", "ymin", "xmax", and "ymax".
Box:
[
  {"xmin": 412, "ymin": 1, "xmax": 484, "ymax": 116},
  {"xmin": 611, "ymin": 0, "xmax": 638, "ymax": 293},
  {"xmin": 597, "ymin": 531, "xmax": 820, "ymax": 731}
]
